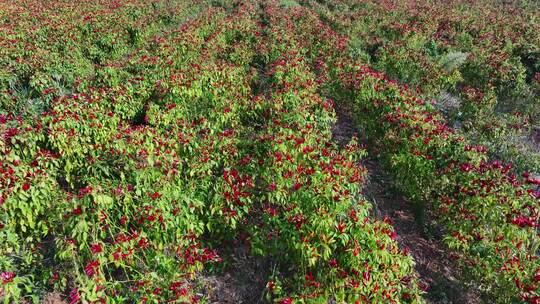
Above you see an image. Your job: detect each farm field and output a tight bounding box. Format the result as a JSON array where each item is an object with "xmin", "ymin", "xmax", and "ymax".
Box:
[{"xmin": 0, "ymin": 0, "xmax": 538, "ymax": 303}]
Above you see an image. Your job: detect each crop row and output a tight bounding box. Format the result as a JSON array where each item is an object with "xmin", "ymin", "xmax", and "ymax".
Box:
[
  {"xmin": 2, "ymin": 1, "xmax": 261, "ymax": 302},
  {"xmin": 270, "ymin": 2, "xmax": 539, "ymax": 302},
  {"xmin": 305, "ymin": 0, "xmax": 540, "ymax": 172},
  {"xmin": 245, "ymin": 2, "xmax": 422, "ymax": 302},
  {"xmin": 0, "ymin": 0, "xmax": 210, "ymax": 120},
  {"xmin": 2, "ymin": 0, "xmax": 537, "ymax": 303},
  {"xmin": 337, "ymin": 64, "xmax": 538, "ymax": 302},
  {"xmin": 310, "ymin": 25, "xmax": 540, "ymax": 304},
  {"xmin": 1, "ymin": 1, "xmax": 426, "ymax": 303}
]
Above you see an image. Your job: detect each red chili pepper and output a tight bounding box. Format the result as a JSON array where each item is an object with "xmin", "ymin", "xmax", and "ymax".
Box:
[{"xmin": 1, "ymin": 272, "xmax": 15, "ymax": 284}]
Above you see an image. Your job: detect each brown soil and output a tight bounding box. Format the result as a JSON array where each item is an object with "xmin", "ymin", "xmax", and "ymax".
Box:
[
  {"xmin": 200, "ymin": 243, "xmax": 269, "ymax": 304},
  {"xmin": 531, "ymin": 126, "xmax": 540, "ymax": 146},
  {"xmin": 42, "ymin": 293, "xmax": 67, "ymax": 304},
  {"xmin": 332, "ymin": 104, "xmax": 481, "ymax": 304}
]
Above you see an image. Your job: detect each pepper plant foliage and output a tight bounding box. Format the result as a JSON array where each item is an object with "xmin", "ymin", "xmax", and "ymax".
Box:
[{"xmin": 1, "ymin": 0, "xmax": 538, "ymax": 303}]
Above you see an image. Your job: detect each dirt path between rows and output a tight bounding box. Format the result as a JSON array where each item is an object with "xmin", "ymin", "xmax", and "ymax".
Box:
[
  {"xmin": 202, "ymin": 243, "xmax": 269, "ymax": 304},
  {"xmin": 331, "ymin": 104, "xmax": 481, "ymax": 304}
]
